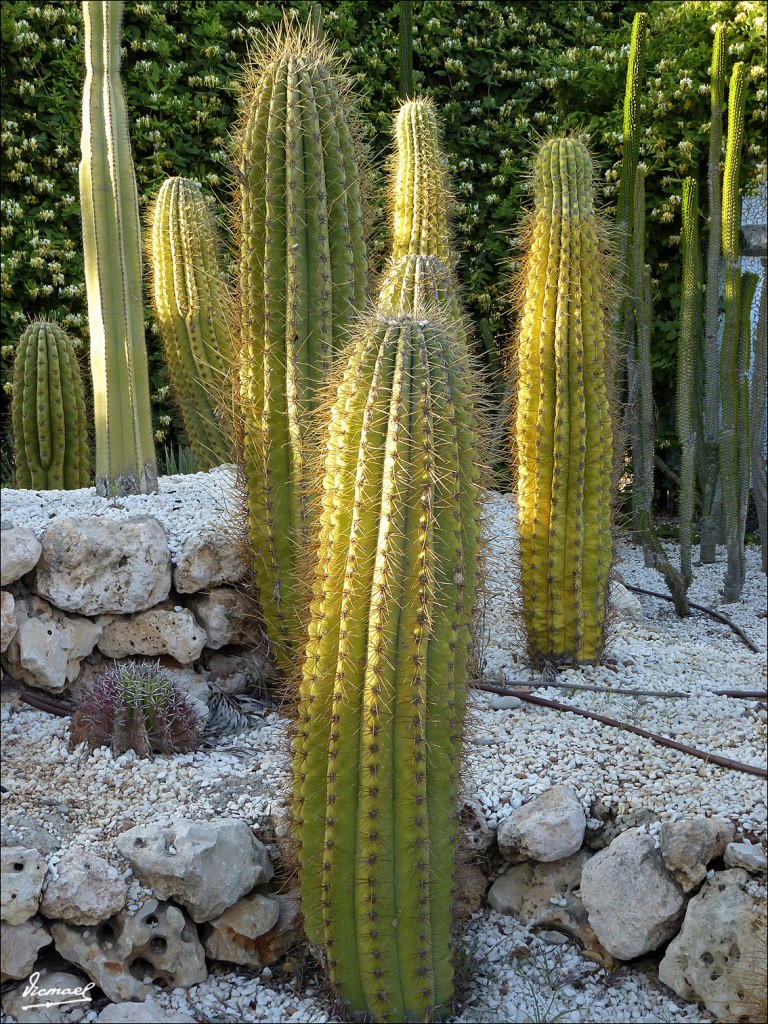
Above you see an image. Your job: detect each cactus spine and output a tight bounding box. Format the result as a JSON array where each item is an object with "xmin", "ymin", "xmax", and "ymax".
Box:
[
  {"xmin": 750, "ymin": 270, "xmax": 767, "ymax": 574},
  {"xmin": 293, "ymin": 311, "xmax": 482, "ymax": 1023},
  {"xmin": 678, "ymin": 179, "xmax": 700, "ymax": 588},
  {"xmin": 236, "ymin": 20, "xmax": 367, "ymax": 669},
  {"xmin": 79, "ymin": 0, "xmax": 157, "ymax": 496},
  {"xmin": 720, "ymin": 61, "xmax": 748, "ymax": 602},
  {"xmin": 514, "ymin": 137, "xmax": 613, "ymax": 666},
  {"xmin": 148, "ymin": 177, "xmax": 233, "ymax": 470},
  {"xmin": 12, "ymin": 321, "xmax": 89, "ymax": 489}
]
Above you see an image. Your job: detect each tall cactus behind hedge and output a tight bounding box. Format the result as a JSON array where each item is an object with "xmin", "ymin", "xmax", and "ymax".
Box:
[
  {"xmin": 12, "ymin": 321, "xmax": 89, "ymax": 490},
  {"xmin": 79, "ymin": 0, "xmax": 157, "ymax": 497},
  {"xmin": 678, "ymin": 179, "xmax": 700, "ymax": 589},
  {"xmin": 148, "ymin": 176, "xmax": 233, "ymax": 470},
  {"xmin": 293, "ymin": 311, "xmax": 483, "ymax": 1023},
  {"xmin": 235, "ymin": 18, "xmax": 368, "ymax": 670},
  {"xmin": 513, "ymin": 137, "xmax": 613, "ymax": 666}
]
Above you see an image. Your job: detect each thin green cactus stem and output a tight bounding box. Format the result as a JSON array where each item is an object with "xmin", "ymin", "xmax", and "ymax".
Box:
[
  {"xmin": 700, "ymin": 25, "xmax": 727, "ymax": 564},
  {"xmin": 750, "ymin": 269, "xmax": 767, "ymax": 574},
  {"xmin": 631, "ymin": 167, "xmax": 655, "ymax": 569},
  {"xmin": 616, "ymin": 11, "xmax": 646, "ymax": 273},
  {"xmin": 294, "ymin": 311, "xmax": 482, "ymax": 1023},
  {"xmin": 80, "ymin": 0, "xmax": 157, "ymax": 496},
  {"xmin": 236, "ymin": 20, "xmax": 368, "ymax": 670},
  {"xmin": 399, "ymin": 1, "xmax": 415, "ymax": 100},
  {"xmin": 720, "ymin": 60, "xmax": 748, "ymax": 602},
  {"xmin": 514, "ymin": 137, "xmax": 613, "ymax": 666},
  {"xmin": 678, "ymin": 179, "xmax": 700, "ymax": 589},
  {"xmin": 12, "ymin": 321, "xmax": 89, "ymax": 490},
  {"xmin": 148, "ymin": 176, "xmax": 233, "ymax": 470}
]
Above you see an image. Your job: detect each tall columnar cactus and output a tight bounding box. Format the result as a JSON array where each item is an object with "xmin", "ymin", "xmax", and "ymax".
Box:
[
  {"xmin": 678, "ymin": 179, "xmax": 700, "ymax": 589},
  {"xmin": 700, "ymin": 25, "xmax": 727, "ymax": 563},
  {"xmin": 148, "ymin": 177, "xmax": 233, "ymax": 470},
  {"xmin": 236, "ymin": 19, "xmax": 368, "ymax": 669},
  {"xmin": 294, "ymin": 311, "xmax": 482, "ymax": 1023},
  {"xmin": 750, "ymin": 270, "xmax": 767, "ymax": 574},
  {"xmin": 513, "ymin": 137, "xmax": 613, "ymax": 666},
  {"xmin": 720, "ymin": 61, "xmax": 748, "ymax": 602},
  {"xmin": 79, "ymin": 0, "xmax": 157, "ymax": 496},
  {"xmin": 11, "ymin": 321, "xmax": 89, "ymax": 490},
  {"xmin": 631, "ymin": 167, "xmax": 655, "ymax": 567}
]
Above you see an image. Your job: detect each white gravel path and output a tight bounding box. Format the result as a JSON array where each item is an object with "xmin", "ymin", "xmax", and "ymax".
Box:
[{"xmin": 1, "ymin": 469, "xmax": 766, "ymax": 1024}]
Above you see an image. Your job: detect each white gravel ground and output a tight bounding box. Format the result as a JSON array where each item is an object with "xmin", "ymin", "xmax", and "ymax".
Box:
[{"xmin": 1, "ymin": 469, "xmax": 766, "ymax": 1024}]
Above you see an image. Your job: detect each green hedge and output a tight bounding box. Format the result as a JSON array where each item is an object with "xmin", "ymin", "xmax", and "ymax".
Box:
[{"xmin": 1, "ymin": 0, "xmax": 765, "ymax": 466}]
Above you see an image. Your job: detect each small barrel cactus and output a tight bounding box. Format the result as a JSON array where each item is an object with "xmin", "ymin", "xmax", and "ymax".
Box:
[
  {"xmin": 69, "ymin": 660, "xmax": 201, "ymax": 758},
  {"xmin": 12, "ymin": 320, "xmax": 89, "ymax": 490}
]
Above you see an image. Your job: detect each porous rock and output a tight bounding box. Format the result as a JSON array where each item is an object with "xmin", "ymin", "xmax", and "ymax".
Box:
[
  {"xmin": 33, "ymin": 516, "xmax": 171, "ymax": 615},
  {"xmin": 115, "ymin": 818, "xmax": 273, "ymax": 923},
  {"xmin": 609, "ymin": 580, "xmax": 643, "ymax": 621},
  {"xmin": 1, "ymin": 968, "xmax": 93, "ymax": 1024},
  {"xmin": 659, "ymin": 869, "xmax": 767, "ymax": 1021},
  {"xmin": 1, "ymin": 846, "xmax": 47, "ymax": 924},
  {"xmin": 173, "ymin": 526, "xmax": 247, "ymax": 593},
  {"xmin": 453, "ymin": 859, "xmax": 489, "ymax": 925},
  {"xmin": 205, "ymin": 648, "xmax": 276, "ymax": 693},
  {"xmin": 202, "ymin": 892, "xmax": 281, "ymax": 966},
  {"xmin": 253, "ymin": 889, "xmax": 302, "ymax": 965},
  {"xmin": 660, "ymin": 816, "xmax": 735, "ymax": 892},
  {"xmin": 0, "ymin": 918, "xmax": 52, "ymax": 981},
  {"xmin": 50, "ymin": 898, "xmax": 207, "ymax": 1002},
  {"xmin": 3, "ymin": 596, "xmax": 102, "ymax": 692},
  {"xmin": 96, "ymin": 1000, "xmax": 197, "ymax": 1023},
  {"xmin": 497, "ymin": 785, "xmax": 586, "ymax": 862},
  {"xmin": 187, "ymin": 588, "xmax": 253, "ymax": 649},
  {"xmin": 97, "ymin": 608, "xmax": 206, "ymax": 665},
  {"xmin": 1, "ymin": 527, "xmax": 42, "ymax": 586},
  {"xmin": 724, "ymin": 841, "xmax": 768, "ymax": 874},
  {"xmin": 1, "ymin": 590, "xmax": 16, "ymax": 653},
  {"xmin": 40, "ymin": 847, "xmax": 127, "ymax": 925},
  {"xmin": 460, "ymin": 796, "xmax": 495, "ymax": 856},
  {"xmin": 580, "ymin": 827, "xmax": 686, "ymax": 960}
]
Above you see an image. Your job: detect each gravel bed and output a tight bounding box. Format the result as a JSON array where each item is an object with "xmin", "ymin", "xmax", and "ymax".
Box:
[{"xmin": 1, "ymin": 469, "xmax": 766, "ymax": 1024}]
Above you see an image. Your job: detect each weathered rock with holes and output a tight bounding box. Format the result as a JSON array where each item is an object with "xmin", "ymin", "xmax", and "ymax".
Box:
[
  {"xmin": 1, "ymin": 591, "xmax": 16, "ymax": 653},
  {"xmin": 95, "ymin": 1000, "xmax": 197, "ymax": 1023},
  {"xmin": 460, "ymin": 797, "xmax": 495, "ymax": 856},
  {"xmin": 204, "ymin": 649, "xmax": 275, "ymax": 693},
  {"xmin": 97, "ymin": 608, "xmax": 206, "ymax": 665},
  {"xmin": 2, "ymin": 596, "xmax": 102, "ymax": 692},
  {"xmin": 724, "ymin": 841, "xmax": 768, "ymax": 874},
  {"xmin": 39, "ymin": 847, "xmax": 127, "ymax": 926},
  {"xmin": 1, "ymin": 846, "xmax": 47, "ymax": 924},
  {"xmin": 581, "ymin": 828, "xmax": 687, "ymax": 960},
  {"xmin": 660, "ymin": 817, "xmax": 735, "ymax": 892},
  {"xmin": 453, "ymin": 858, "xmax": 489, "ymax": 926},
  {"xmin": 1, "ymin": 527, "xmax": 42, "ymax": 586},
  {"xmin": 202, "ymin": 891, "xmax": 281, "ymax": 967},
  {"xmin": 252, "ymin": 889, "xmax": 302, "ymax": 965},
  {"xmin": 609, "ymin": 580, "xmax": 643, "ymax": 621},
  {"xmin": 33, "ymin": 516, "xmax": 171, "ymax": 616},
  {"xmin": 50, "ymin": 898, "xmax": 207, "ymax": 1002},
  {"xmin": 173, "ymin": 527, "xmax": 247, "ymax": 594},
  {"xmin": 659, "ymin": 869, "xmax": 767, "ymax": 1021},
  {"xmin": 0, "ymin": 917, "xmax": 52, "ymax": 980},
  {"xmin": 1, "ymin": 968, "xmax": 93, "ymax": 1023},
  {"xmin": 498, "ymin": 785, "xmax": 586, "ymax": 862},
  {"xmin": 187, "ymin": 588, "xmax": 253, "ymax": 649},
  {"xmin": 115, "ymin": 818, "xmax": 273, "ymax": 923}
]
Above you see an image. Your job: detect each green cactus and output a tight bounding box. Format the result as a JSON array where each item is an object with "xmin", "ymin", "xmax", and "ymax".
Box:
[
  {"xmin": 79, "ymin": 0, "xmax": 157, "ymax": 497},
  {"xmin": 293, "ymin": 310, "xmax": 482, "ymax": 1023},
  {"xmin": 513, "ymin": 137, "xmax": 613, "ymax": 666},
  {"xmin": 148, "ymin": 176, "xmax": 233, "ymax": 470},
  {"xmin": 750, "ymin": 270, "xmax": 767, "ymax": 574},
  {"xmin": 720, "ymin": 61, "xmax": 748, "ymax": 602},
  {"xmin": 631, "ymin": 167, "xmax": 655, "ymax": 567},
  {"xmin": 11, "ymin": 321, "xmax": 89, "ymax": 490},
  {"xmin": 399, "ymin": 1, "xmax": 415, "ymax": 101},
  {"xmin": 235, "ymin": 18, "xmax": 368, "ymax": 670},
  {"xmin": 678, "ymin": 178, "xmax": 700, "ymax": 589}
]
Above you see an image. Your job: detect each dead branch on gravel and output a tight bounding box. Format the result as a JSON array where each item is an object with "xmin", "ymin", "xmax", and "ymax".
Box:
[{"xmin": 624, "ymin": 583, "xmax": 761, "ymax": 653}]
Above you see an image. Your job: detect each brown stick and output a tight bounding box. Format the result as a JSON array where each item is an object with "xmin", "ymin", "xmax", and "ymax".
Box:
[
  {"xmin": 473, "ymin": 681, "xmax": 768, "ymax": 779},
  {"xmin": 624, "ymin": 583, "xmax": 761, "ymax": 653},
  {"xmin": 479, "ymin": 677, "xmax": 767, "ymax": 700}
]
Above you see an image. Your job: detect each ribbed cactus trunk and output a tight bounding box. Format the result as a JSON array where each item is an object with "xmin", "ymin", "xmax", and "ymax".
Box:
[
  {"xmin": 12, "ymin": 321, "xmax": 90, "ymax": 490},
  {"xmin": 514, "ymin": 137, "xmax": 613, "ymax": 666},
  {"xmin": 236, "ymin": 20, "xmax": 367, "ymax": 670},
  {"xmin": 148, "ymin": 176, "xmax": 233, "ymax": 470},
  {"xmin": 750, "ymin": 270, "xmax": 767, "ymax": 574},
  {"xmin": 293, "ymin": 312, "xmax": 482, "ymax": 1023},
  {"xmin": 80, "ymin": 0, "xmax": 157, "ymax": 497},
  {"xmin": 678, "ymin": 179, "xmax": 700, "ymax": 588}
]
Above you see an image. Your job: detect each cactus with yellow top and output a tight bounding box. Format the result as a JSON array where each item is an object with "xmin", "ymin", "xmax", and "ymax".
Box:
[{"xmin": 513, "ymin": 137, "xmax": 613, "ymax": 666}]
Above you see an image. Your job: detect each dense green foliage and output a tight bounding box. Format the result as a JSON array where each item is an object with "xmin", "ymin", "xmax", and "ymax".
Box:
[{"xmin": 2, "ymin": 1, "xmax": 766, "ymax": 461}]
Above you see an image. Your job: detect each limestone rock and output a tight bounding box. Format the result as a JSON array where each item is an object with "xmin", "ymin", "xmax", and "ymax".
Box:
[
  {"xmin": 580, "ymin": 828, "xmax": 687, "ymax": 960},
  {"xmin": 609, "ymin": 581, "xmax": 643, "ymax": 621},
  {"xmin": 1, "ymin": 527, "xmax": 42, "ymax": 585},
  {"xmin": 0, "ymin": 918, "xmax": 52, "ymax": 980},
  {"xmin": 252, "ymin": 889, "xmax": 302, "ymax": 965},
  {"xmin": 660, "ymin": 817, "xmax": 735, "ymax": 892},
  {"xmin": 50, "ymin": 898, "xmax": 207, "ymax": 1002},
  {"xmin": 187, "ymin": 588, "xmax": 253, "ymax": 649},
  {"xmin": 33, "ymin": 516, "xmax": 171, "ymax": 615},
  {"xmin": 460, "ymin": 797, "xmax": 495, "ymax": 856},
  {"xmin": 724, "ymin": 841, "xmax": 768, "ymax": 873},
  {"xmin": 659, "ymin": 869, "xmax": 767, "ymax": 1021},
  {"xmin": 1, "ymin": 969, "xmax": 93, "ymax": 1023},
  {"xmin": 98, "ymin": 608, "xmax": 206, "ymax": 665},
  {"xmin": 498, "ymin": 785, "xmax": 586, "ymax": 862},
  {"xmin": 1, "ymin": 591, "xmax": 16, "ymax": 653},
  {"xmin": 202, "ymin": 892, "xmax": 281, "ymax": 966},
  {"xmin": 173, "ymin": 527, "xmax": 247, "ymax": 594},
  {"xmin": 40, "ymin": 847, "xmax": 127, "ymax": 925},
  {"xmin": 0, "ymin": 813, "xmax": 62, "ymax": 856},
  {"xmin": 453, "ymin": 859, "xmax": 489, "ymax": 926},
  {"xmin": 1, "ymin": 846, "xmax": 47, "ymax": 924},
  {"xmin": 96, "ymin": 1001, "xmax": 197, "ymax": 1023},
  {"xmin": 205, "ymin": 649, "xmax": 276, "ymax": 693},
  {"xmin": 115, "ymin": 818, "xmax": 273, "ymax": 923},
  {"xmin": 2, "ymin": 596, "xmax": 102, "ymax": 692}
]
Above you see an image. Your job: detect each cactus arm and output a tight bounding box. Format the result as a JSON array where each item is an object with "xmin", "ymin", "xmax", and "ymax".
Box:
[
  {"xmin": 392, "ymin": 100, "xmax": 451, "ymax": 263},
  {"xmin": 678, "ymin": 179, "xmax": 700, "ymax": 587},
  {"xmin": 750, "ymin": 271, "xmax": 767, "ymax": 573},
  {"xmin": 399, "ymin": 0, "xmax": 415, "ymax": 101},
  {"xmin": 616, "ymin": 12, "xmax": 646, "ymax": 287}
]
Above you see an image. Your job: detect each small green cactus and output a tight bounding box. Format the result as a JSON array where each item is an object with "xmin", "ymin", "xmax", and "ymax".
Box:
[{"xmin": 12, "ymin": 321, "xmax": 89, "ymax": 490}]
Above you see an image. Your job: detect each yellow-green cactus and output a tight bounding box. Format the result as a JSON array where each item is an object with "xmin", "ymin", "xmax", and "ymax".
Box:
[{"xmin": 513, "ymin": 137, "xmax": 613, "ymax": 666}]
